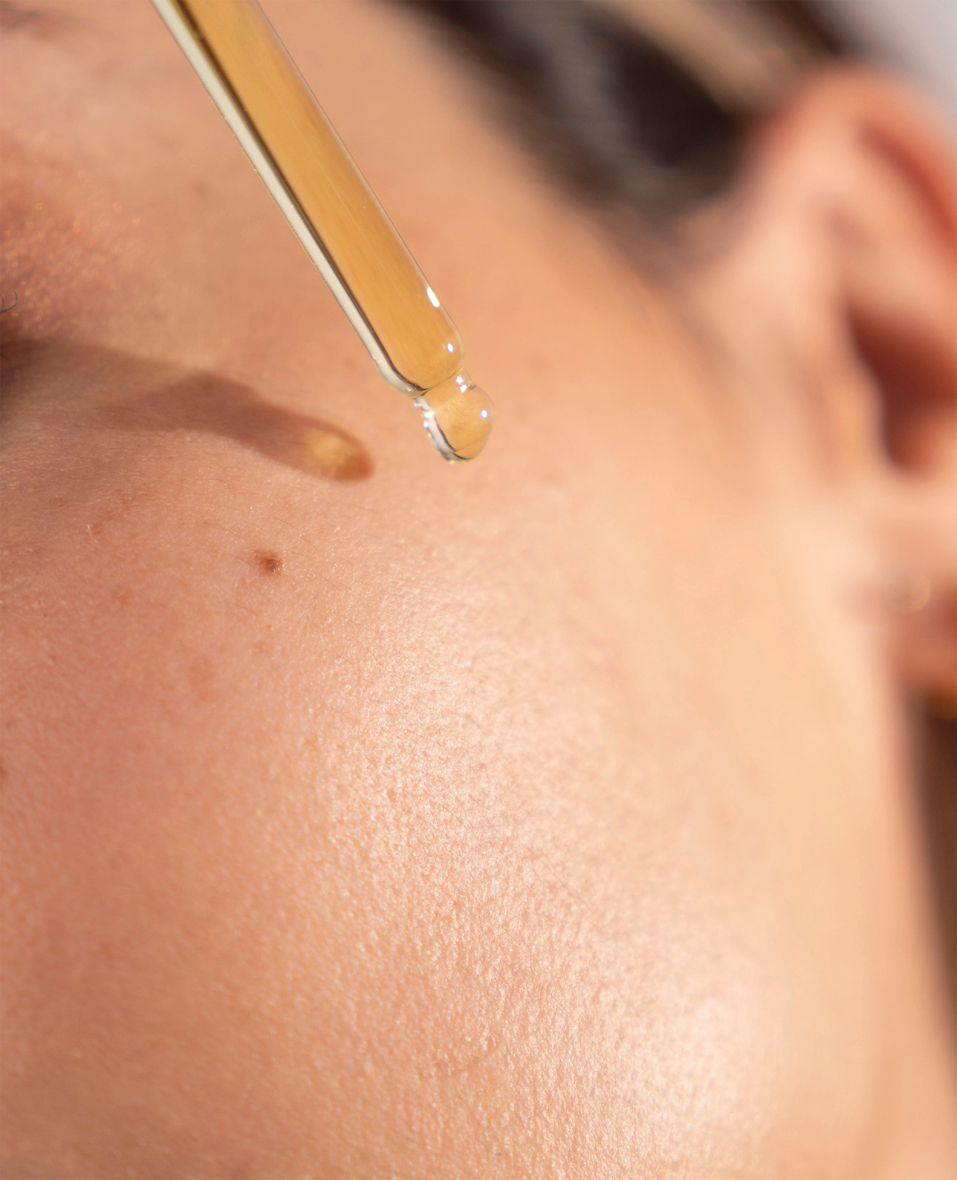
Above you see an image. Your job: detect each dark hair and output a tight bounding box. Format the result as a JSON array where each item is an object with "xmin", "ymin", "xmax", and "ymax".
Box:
[{"xmin": 396, "ymin": 0, "xmax": 845, "ymax": 225}]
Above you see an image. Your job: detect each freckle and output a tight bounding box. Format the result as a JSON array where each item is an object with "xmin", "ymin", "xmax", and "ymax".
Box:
[{"xmin": 254, "ymin": 550, "xmax": 282, "ymax": 576}]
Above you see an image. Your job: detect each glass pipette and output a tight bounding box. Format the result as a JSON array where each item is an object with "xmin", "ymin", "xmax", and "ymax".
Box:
[{"xmin": 150, "ymin": 0, "xmax": 493, "ymax": 462}]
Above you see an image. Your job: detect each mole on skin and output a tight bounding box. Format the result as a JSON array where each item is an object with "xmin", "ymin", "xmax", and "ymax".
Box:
[{"xmin": 253, "ymin": 550, "xmax": 282, "ymax": 576}]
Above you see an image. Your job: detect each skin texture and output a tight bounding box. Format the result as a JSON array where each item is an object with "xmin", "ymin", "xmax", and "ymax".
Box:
[{"xmin": 1, "ymin": 1, "xmax": 956, "ymax": 1176}]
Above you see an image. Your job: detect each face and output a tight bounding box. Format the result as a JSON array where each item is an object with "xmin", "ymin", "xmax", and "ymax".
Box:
[{"xmin": 2, "ymin": 1, "xmax": 955, "ymax": 1177}]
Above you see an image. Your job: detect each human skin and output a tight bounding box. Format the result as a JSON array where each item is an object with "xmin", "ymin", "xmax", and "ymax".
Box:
[{"xmin": 1, "ymin": 0, "xmax": 956, "ymax": 1176}]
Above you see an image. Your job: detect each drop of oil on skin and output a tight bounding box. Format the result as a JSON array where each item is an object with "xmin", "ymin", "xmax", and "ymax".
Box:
[{"xmin": 413, "ymin": 369, "xmax": 493, "ymax": 462}]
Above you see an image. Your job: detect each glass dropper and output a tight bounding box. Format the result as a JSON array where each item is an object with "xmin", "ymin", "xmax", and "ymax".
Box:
[{"xmin": 150, "ymin": 0, "xmax": 493, "ymax": 462}]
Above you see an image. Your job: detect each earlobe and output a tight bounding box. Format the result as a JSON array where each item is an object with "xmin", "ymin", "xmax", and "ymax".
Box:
[
  {"xmin": 872, "ymin": 480, "xmax": 957, "ymax": 712},
  {"xmin": 821, "ymin": 75, "xmax": 957, "ymax": 708},
  {"xmin": 701, "ymin": 67, "xmax": 957, "ymax": 706},
  {"xmin": 819, "ymin": 72, "xmax": 956, "ymax": 706}
]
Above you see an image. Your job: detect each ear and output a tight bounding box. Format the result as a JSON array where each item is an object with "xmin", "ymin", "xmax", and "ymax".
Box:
[{"xmin": 697, "ymin": 68, "xmax": 957, "ymax": 711}]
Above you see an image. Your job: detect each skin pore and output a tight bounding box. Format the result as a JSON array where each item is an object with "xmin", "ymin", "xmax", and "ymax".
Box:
[{"xmin": 1, "ymin": 1, "xmax": 956, "ymax": 1177}]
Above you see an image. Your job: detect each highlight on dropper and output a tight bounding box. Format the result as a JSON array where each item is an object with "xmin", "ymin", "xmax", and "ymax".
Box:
[{"xmin": 414, "ymin": 370, "xmax": 493, "ymax": 462}]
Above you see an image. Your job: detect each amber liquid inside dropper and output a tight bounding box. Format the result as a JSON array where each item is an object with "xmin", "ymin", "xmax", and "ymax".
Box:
[{"xmin": 151, "ymin": 0, "xmax": 492, "ymax": 461}]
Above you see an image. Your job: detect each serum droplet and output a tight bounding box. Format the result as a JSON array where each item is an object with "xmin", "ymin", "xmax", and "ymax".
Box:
[{"xmin": 414, "ymin": 370, "xmax": 493, "ymax": 462}]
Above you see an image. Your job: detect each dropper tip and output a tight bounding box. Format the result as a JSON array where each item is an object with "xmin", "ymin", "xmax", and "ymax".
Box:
[{"xmin": 414, "ymin": 371, "xmax": 493, "ymax": 462}]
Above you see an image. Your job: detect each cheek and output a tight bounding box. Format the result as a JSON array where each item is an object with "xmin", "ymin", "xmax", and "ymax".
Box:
[{"xmin": 2, "ymin": 377, "xmax": 881, "ymax": 1179}]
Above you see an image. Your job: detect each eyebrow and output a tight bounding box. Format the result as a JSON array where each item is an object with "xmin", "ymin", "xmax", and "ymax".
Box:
[{"xmin": 0, "ymin": 0, "xmax": 83, "ymax": 38}]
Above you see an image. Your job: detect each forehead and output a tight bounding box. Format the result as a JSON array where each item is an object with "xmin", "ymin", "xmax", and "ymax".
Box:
[
  {"xmin": 0, "ymin": 0, "xmax": 506, "ymax": 166},
  {"xmin": 0, "ymin": 0, "xmax": 541, "ymax": 346},
  {"xmin": 0, "ymin": 0, "xmax": 645, "ymax": 444}
]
